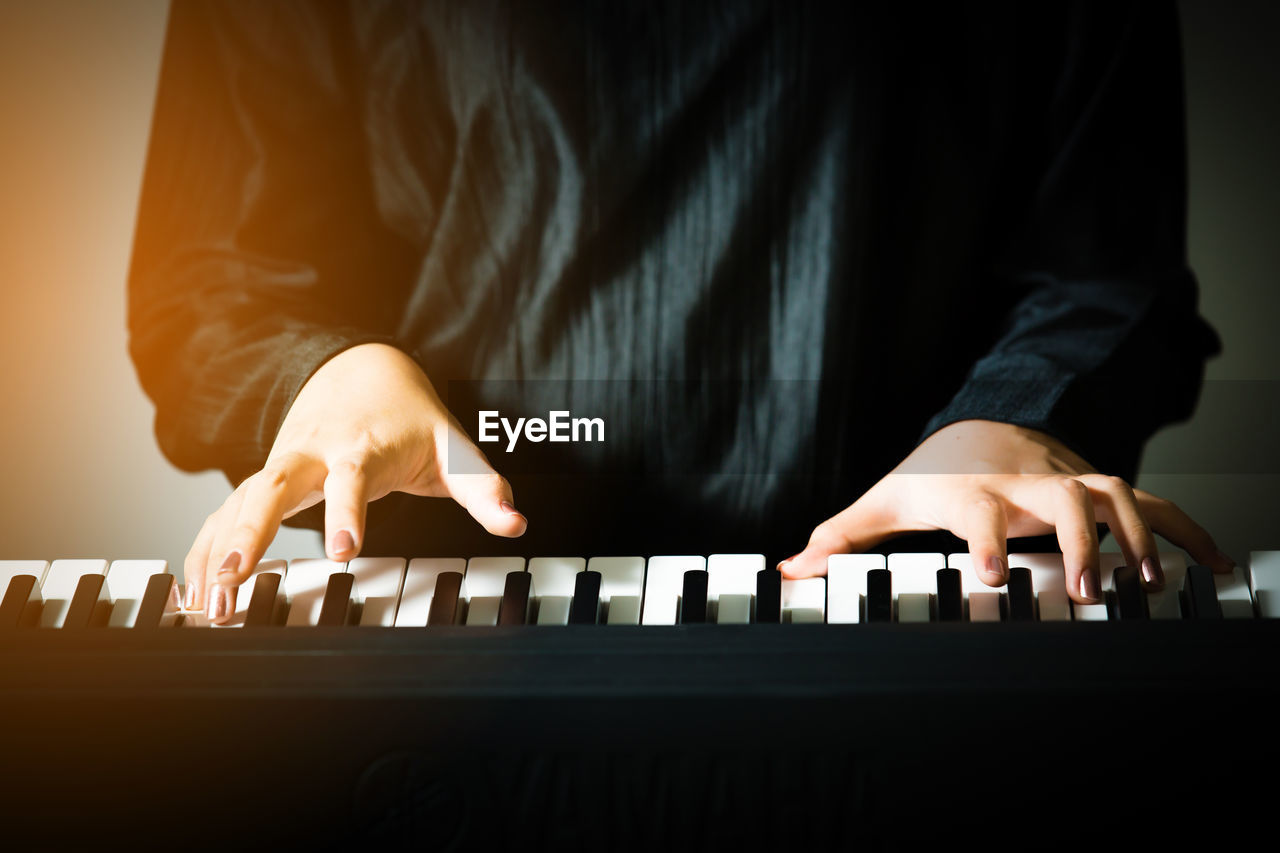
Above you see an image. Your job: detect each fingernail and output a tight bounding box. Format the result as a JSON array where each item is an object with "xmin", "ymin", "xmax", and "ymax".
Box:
[
  {"xmin": 332, "ymin": 529, "xmax": 356, "ymax": 556},
  {"xmin": 777, "ymin": 553, "xmax": 801, "ymax": 573},
  {"xmin": 207, "ymin": 584, "xmax": 231, "ymax": 621},
  {"xmin": 1216, "ymin": 549, "xmax": 1237, "ymax": 570},
  {"xmin": 985, "ymin": 555, "xmax": 1006, "ymax": 582},
  {"xmin": 1079, "ymin": 570, "xmax": 1101, "ymax": 603},
  {"xmin": 218, "ymin": 550, "xmax": 242, "ymax": 576},
  {"xmin": 184, "ymin": 582, "xmax": 199, "ymax": 611},
  {"xmin": 1141, "ymin": 556, "xmax": 1164, "ymax": 587},
  {"xmin": 500, "ymin": 500, "xmax": 523, "ymax": 517}
]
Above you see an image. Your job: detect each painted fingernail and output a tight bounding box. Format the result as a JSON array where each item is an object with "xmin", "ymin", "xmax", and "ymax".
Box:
[
  {"xmin": 218, "ymin": 550, "xmax": 242, "ymax": 576},
  {"xmin": 1079, "ymin": 570, "xmax": 1101, "ymax": 603},
  {"xmin": 1141, "ymin": 556, "xmax": 1164, "ymax": 587},
  {"xmin": 332, "ymin": 529, "xmax": 356, "ymax": 556},
  {"xmin": 986, "ymin": 555, "xmax": 1006, "ymax": 582},
  {"xmin": 207, "ymin": 584, "xmax": 231, "ymax": 622},
  {"xmin": 184, "ymin": 581, "xmax": 199, "ymax": 611},
  {"xmin": 500, "ymin": 500, "xmax": 523, "ymax": 517}
]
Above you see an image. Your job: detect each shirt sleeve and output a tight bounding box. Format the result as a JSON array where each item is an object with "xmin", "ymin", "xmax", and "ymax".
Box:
[
  {"xmin": 127, "ymin": 0, "xmax": 417, "ymax": 486},
  {"xmin": 920, "ymin": 1, "xmax": 1221, "ymax": 481}
]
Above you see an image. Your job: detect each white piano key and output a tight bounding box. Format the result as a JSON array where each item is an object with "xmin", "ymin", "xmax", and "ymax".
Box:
[
  {"xmin": 464, "ymin": 557, "xmax": 525, "ymax": 626},
  {"xmin": 947, "ymin": 554, "xmax": 1005, "ymax": 622},
  {"xmin": 716, "ymin": 595, "xmax": 752, "ymax": 624},
  {"xmin": 284, "ymin": 559, "xmax": 347, "ymax": 626},
  {"xmin": 395, "ymin": 558, "xmax": 466, "ymax": 626},
  {"xmin": 1215, "ymin": 566, "xmax": 1255, "ymax": 619},
  {"xmin": 589, "ymin": 556, "xmax": 645, "ymax": 625},
  {"xmin": 347, "ymin": 557, "xmax": 407, "ymax": 626},
  {"xmin": 782, "ymin": 577, "xmax": 826, "ymax": 623},
  {"xmin": 896, "ymin": 593, "xmax": 932, "ymax": 623},
  {"xmin": 188, "ymin": 558, "xmax": 288, "ymax": 628},
  {"xmin": 708, "ymin": 554, "xmax": 763, "ymax": 624},
  {"xmin": 642, "ymin": 556, "xmax": 705, "ymax": 625},
  {"xmin": 39, "ymin": 559, "xmax": 109, "ymax": 627},
  {"xmin": 104, "ymin": 560, "xmax": 169, "ymax": 628},
  {"xmin": 1247, "ymin": 551, "xmax": 1280, "ymax": 618},
  {"xmin": 826, "ymin": 554, "xmax": 884, "ymax": 624},
  {"xmin": 968, "ymin": 592, "xmax": 1002, "ymax": 622},
  {"xmin": 888, "ymin": 553, "xmax": 942, "ymax": 622},
  {"xmin": 1072, "ymin": 602, "xmax": 1110, "ymax": 621},
  {"xmin": 0, "ymin": 561, "xmax": 49, "ymax": 627},
  {"xmin": 888, "ymin": 553, "xmax": 946, "ymax": 575},
  {"xmin": 528, "ymin": 557, "xmax": 585, "ymax": 625},
  {"xmin": 0, "ymin": 560, "xmax": 50, "ymax": 588}
]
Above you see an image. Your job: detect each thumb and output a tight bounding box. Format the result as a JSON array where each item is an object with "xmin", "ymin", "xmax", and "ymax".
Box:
[
  {"xmin": 779, "ymin": 486, "xmax": 896, "ymax": 578},
  {"xmin": 437, "ymin": 424, "xmax": 527, "ymax": 537}
]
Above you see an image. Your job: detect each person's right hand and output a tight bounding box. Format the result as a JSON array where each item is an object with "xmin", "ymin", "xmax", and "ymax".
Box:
[{"xmin": 184, "ymin": 342, "xmax": 526, "ymax": 623}]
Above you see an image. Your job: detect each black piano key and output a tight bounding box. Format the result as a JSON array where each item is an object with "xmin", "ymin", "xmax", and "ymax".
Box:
[
  {"xmin": 569, "ymin": 571, "xmax": 602, "ymax": 624},
  {"xmin": 680, "ymin": 570, "xmax": 708, "ymax": 624},
  {"xmin": 317, "ymin": 573, "xmax": 355, "ymax": 627},
  {"xmin": 498, "ymin": 572, "xmax": 533, "ymax": 626},
  {"xmin": 0, "ymin": 575, "xmax": 39, "ymax": 629},
  {"xmin": 935, "ymin": 568, "xmax": 963, "ymax": 622},
  {"xmin": 427, "ymin": 572, "xmax": 464, "ymax": 626},
  {"xmin": 755, "ymin": 569, "xmax": 781, "ymax": 623},
  {"xmin": 1112, "ymin": 565, "xmax": 1149, "ymax": 620},
  {"xmin": 244, "ymin": 572, "xmax": 282, "ymax": 627},
  {"xmin": 866, "ymin": 569, "xmax": 892, "ymax": 623},
  {"xmin": 1007, "ymin": 566, "xmax": 1036, "ymax": 622},
  {"xmin": 1183, "ymin": 565, "xmax": 1223, "ymax": 620},
  {"xmin": 133, "ymin": 574, "xmax": 176, "ymax": 628},
  {"xmin": 62, "ymin": 574, "xmax": 106, "ymax": 629}
]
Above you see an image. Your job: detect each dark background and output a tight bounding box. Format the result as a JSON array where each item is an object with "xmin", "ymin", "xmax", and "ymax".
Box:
[{"xmin": 0, "ymin": 0, "xmax": 1276, "ymax": 571}]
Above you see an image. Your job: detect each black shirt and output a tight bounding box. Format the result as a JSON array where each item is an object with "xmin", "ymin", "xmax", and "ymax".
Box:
[{"xmin": 128, "ymin": 1, "xmax": 1219, "ymax": 559}]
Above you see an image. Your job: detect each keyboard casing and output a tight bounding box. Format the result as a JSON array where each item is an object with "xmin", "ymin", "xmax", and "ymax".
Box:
[{"xmin": 2, "ymin": 621, "xmax": 1277, "ymax": 849}]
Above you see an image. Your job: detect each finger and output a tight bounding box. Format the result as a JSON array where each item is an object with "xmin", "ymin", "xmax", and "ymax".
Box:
[
  {"xmin": 1134, "ymin": 489, "xmax": 1236, "ymax": 573},
  {"xmin": 1079, "ymin": 475, "xmax": 1163, "ymax": 590},
  {"xmin": 1020, "ymin": 477, "xmax": 1100, "ymax": 605},
  {"xmin": 439, "ymin": 425, "xmax": 526, "ymax": 537},
  {"xmin": 207, "ymin": 455, "xmax": 325, "ymax": 623},
  {"xmin": 323, "ymin": 457, "xmax": 373, "ymax": 560},
  {"xmin": 958, "ymin": 490, "xmax": 1008, "ymax": 587},
  {"xmin": 182, "ymin": 509, "xmax": 221, "ymax": 611},
  {"xmin": 779, "ymin": 483, "xmax": 897, "ymax": 578}
]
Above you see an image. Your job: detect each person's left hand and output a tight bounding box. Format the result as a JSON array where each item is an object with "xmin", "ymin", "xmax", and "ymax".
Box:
[{"xmin": 778, "ymin": 419, "xmax": 1236, "ymax": 604}]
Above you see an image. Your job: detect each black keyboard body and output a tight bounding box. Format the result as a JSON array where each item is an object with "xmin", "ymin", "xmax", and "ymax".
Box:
[{"xmin": 2, "ymin": 622, "xmax": 1278, "ymax": 850}]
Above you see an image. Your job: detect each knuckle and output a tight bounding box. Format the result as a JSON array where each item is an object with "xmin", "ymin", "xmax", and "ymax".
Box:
[
  {"xmin": 328, "ymin": 458, "xmax": 365, "ymax": 481},
  {"xmin": 1055, "ymin": 477, "xmax": 1089, "ymax": 501},
  {"xmin": 262, "ymin": 466, "xmax": 291, "ymax": 492},
  {"xmin": 350, "ymin": 427, "xmax": 383, "ymax": 457},
  {"xmin": 968, "ymin": 494, "xmax": 1002, "ymax": 517},
  {"xmin": 1099, "ymin": 474, "xmax": 1131, "ymax": 495}
]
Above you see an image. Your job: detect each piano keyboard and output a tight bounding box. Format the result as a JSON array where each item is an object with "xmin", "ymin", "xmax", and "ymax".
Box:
[
  {"xmin": 3, "ymin": 552, "xmax": 1278, "ymax": 849},
  {"xmin": 3, "ymin": 550, "xmax": 1277, "ymax": 629}
]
